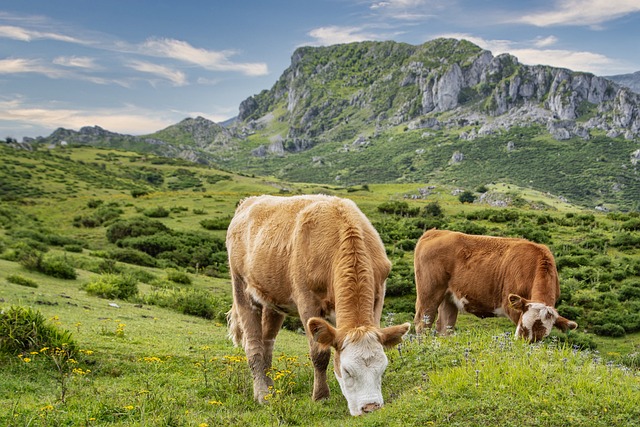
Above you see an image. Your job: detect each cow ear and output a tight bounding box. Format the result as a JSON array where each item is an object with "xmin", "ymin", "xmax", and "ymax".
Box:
[
  {"xmin": 554, "ymin": 316, "xmax": 578, "ymax": 332},
  {"xmin": 307, "ymin": 317, "xmax": 337, "ymax": 350},
  {"xmin": 379, "ymin": 322, "xmax": 411, "ymax": 348},
  {"xmin": 508, "ymin": 294, "xmax": 527, "ymax": 311}
]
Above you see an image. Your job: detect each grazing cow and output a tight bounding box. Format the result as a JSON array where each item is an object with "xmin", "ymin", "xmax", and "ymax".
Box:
[
  {"xmin": 226, "ymin": 194, "xmax": 410, "ymax": 416},
  {"xmin": 414, "ymin": 229, "xmax": 577, "ymax": 342}
]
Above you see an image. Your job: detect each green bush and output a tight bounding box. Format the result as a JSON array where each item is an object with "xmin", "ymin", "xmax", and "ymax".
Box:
[
  {"xmin": 143, "ymin": 206, "xmax": 170, "ymax": 218},
  {"xmin": 82, "ymin": 274, "xmax": 139, "ymax": 300},
  {"xmin": 0, "ymin": 306, "xmax": 77, "ymax": 355},
  {"xmin": 200, "ymin": 216, "xmax": 232, "ymax": 230},
  {"xmin": 107, "ymin": 248, "xmax": 157, "ymax": 267},
  {"xmin": 106, "ymin": 216, "xmax": 169, "ymax": 243},
  {"xmin": 63, "ymin": 244, "xmax": 83, "ymax": 253},
  {"xmin": 6, "ymin": 274, "xmax": 38, "ymax": 288},
  {"xmin": 166, "ymin": 269, "xmax": 191, "ymax": 285},
  {"xmin": 140, "ymin": 288, "xmax": 229, "ymax": 321},
  {"xmin": 592, "ymin": 323, "xmax": 625, "ymax": 337},
  {"xmin": 20, "ymin": 253, "xmax": 77, "ymax": 280}
]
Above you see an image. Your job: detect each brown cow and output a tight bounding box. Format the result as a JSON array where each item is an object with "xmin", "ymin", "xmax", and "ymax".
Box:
[
  {"xmin": 414, "ymin": 229, "xmax": 577, "ymax": 342},
  {"xmin": 226, "ymin": 194, "xmax": 410, "ymax": 416}
]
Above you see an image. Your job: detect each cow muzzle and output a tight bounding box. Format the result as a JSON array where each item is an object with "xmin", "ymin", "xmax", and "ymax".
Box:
[{"xmin": 361, "ymin": 402, "xmax": 381, "ymax": 413}]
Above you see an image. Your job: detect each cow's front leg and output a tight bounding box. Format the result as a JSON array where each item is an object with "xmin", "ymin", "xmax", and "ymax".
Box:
[
  {"xmin": 309, "ymin": 342, "xmax": 331, "ymax": 400},
  {"xmin": 235, "ymin": 291, "xmax": 270, "ymax": 402},
  {"xmin": 262, "ymin": 307, "xmax": 285, "ymax": 388},
  {"xmin": 436, "ymin": 296, "xmax": 459, "ymax": 335}
]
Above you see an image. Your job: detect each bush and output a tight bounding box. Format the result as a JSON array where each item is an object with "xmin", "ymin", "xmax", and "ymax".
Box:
[
  {"xmin": 592, "ymin": 323, "xmax": 625, "ymax": 337},
  {"xmin": 166, "ymin": 269, "xmax": 191, "ymax": 285},
  {"xmin": 140, "ymin": 288, "xmax": 229, "ymax": 321},
  {"xmin": 108, "ymin": 248, "xmax": 157, "ymax": 267},
  {"xmin": 458, "ymin": 190, "xmax": 475, "ymax": 204},
  {"xmin": 0, "ymin": 306, "xmax": 77, "ymax": 355},
  {"xmin": 63, "ymin": 244, "xmax": 83, "ymax": 253},
  {"xmin": 106, "ymin": 216, "xmax": 170, "ymax": 243},
  {"xmin": 6, "ymin": 274, "xmax": 38, "ymax": 288},
  {"xmin": 143, "ymin": 206, "xmax": 170, "ymax": 218},
  {"xmin": 20, "ymin": 253, "xmax": 77, "ymax": 280},
  {"xmin": 82, "ymin": 273, "xmax": 139, "ymax": 300},
  {"xmin": 200, "ymin": 216, "xmax": 232, "ymax": 231}
]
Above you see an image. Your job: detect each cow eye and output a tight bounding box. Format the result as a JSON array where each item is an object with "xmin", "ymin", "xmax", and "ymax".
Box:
[{"xmin": 343, "ymin": 368, "xmax": 352, "ymax": 378}]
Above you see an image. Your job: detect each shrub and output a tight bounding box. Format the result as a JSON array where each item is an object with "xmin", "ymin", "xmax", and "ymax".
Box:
[
  {"xmin": 377, "ymin": 201, "xmax": 420, "ymax": 217},
  {"xmin": 6, "ymin": 274, "xmax": 38, "ymax": 288},
  {"xmin": 38, "ymin": 254, "xmax": 77, "ymax": 280},
  {"xmin": 107, "ymin": 248, "xmax": 157, "ymax": 267},
  {"xmin": 140, "ymin": 288, "xmax": 229, "ymax": 321},
  {"xmin": 166, "ymin": 269, "xmax": 191, "ymax": 285},
  {"xmin": 143, "ymin": 206, "xmax": 170, "ymax": 218},
  {"xmin": 20, "ymin": 253, "xmax": 77, "ymax": 280},
  {"xmin": 458, "ymin": 190, "xmax": 475, "ymax": 204},
  {"xmin": 82, "ymin": 274, "xmax": 139, "ymax": 300},
  {"xmin": 106, "ymin": 216, "xmax": 169, "ymax": 243},
  {"xmin": 0, "ymin": 306, "xmax": 77, "ymax": 355},
  {"xmin": 592, "ymin": 323, "xmax": 625, "ymax": 337},
  {"xmin": 200, "ymin": 216, "xmax": 232, "ymax": 231},
  {"xmin": 63, "ymin": 244, "xmax": 83, "ymax": 253},
  {"xmin": 421, "ymin": 202, "xmax": 443, "ymax": 218}
]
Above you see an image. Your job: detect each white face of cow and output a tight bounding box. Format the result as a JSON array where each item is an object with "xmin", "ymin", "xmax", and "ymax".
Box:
[
  {"xmin": 335, "ymin": 333, "xmax": 388, "ymax": 416},
  {"xmin": 509, "ymin": 294, "xmax": 578, "ymax": 342},
  {"xmin": 515, "ymin": 302, "xmax": 558, "ymax": 342}
]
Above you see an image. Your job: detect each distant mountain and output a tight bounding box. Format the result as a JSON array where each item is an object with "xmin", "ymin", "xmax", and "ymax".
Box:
[
  {"xmin": 606, "ymin": 71, "xmax": 640, "ymax": 94},
  {"xmin": 28, "ymin": 38, "xmax": 640, "ymax": 210}
]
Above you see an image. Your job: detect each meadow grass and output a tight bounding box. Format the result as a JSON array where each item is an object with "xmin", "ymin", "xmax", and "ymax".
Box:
[{"xmin": 1, "ymin": 259, "xmax": 639, "ymax": 426}]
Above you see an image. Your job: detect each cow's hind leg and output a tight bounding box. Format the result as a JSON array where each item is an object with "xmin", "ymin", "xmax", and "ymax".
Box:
[
  {"xmin": 231, "ymin": 275, "xmax": 271, "ymax": 403},
  {"xmin": 262, "ymin": 308, "xmax": 285, "ymax": 388},
  {"xmin": 436, "ymin": 294, "xmax": 459, "ymax": 336},
  {"xmin": 414, "ymin": 282, "xmax": 448, "ymax": 335}
]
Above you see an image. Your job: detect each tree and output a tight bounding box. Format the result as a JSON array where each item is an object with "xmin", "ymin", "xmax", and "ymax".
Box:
[{"xmin": 458, "ymin": 190, "xmax": 475, "ymax": 204}]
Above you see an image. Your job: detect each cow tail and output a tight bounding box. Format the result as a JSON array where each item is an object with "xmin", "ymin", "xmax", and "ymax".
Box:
[{"xmin": 226, "ymin": 303, "xmax": 243, "ymax": 347}]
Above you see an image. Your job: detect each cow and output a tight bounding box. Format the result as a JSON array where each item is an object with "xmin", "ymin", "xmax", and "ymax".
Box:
[
  {"xmin": 413, "ymin": 229, "xmax": 577, "ymax": 342},
  {"xmin": 226, "ymin": 194, "xmax": 410, "ymax": 416}
]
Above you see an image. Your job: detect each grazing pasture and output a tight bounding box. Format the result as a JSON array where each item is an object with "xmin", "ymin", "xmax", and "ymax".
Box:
[{"xmin": 1, "ymin": 145, "xmax": 639, "ymax": 425}]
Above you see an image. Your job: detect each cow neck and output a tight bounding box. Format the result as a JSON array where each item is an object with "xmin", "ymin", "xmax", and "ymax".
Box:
[{"xmin": 332, "ymin": 226, "xmax": 377, "ymax": 329}]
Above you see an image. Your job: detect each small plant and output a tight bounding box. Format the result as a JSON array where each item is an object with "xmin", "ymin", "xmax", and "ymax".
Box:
[
  {"xmin": 82, "ymin": 273, "xmax": 139, "ymax": 300},
  {"xmin": 0, "ymin": 306, "xmax": 76, "ymax": 355},
  {"xmin": 6, "ymin": 274, "xmax": 38, "ymax": 288}
]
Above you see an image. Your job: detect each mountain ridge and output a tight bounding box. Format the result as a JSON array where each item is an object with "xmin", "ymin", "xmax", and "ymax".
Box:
[{"xmin": 13, "ymin": 38, "xmax": 640, "ymax": 210}]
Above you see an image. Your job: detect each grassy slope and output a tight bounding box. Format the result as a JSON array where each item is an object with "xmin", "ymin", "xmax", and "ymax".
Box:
[{"xmin": 1, "ymin": 145, "xmax": 639, "ymax": 425}]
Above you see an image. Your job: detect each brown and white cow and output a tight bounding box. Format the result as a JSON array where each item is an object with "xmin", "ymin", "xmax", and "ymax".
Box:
[
  {"xmin": 413, "ymin": 229, "xmax": 577, "ymax": 342},
  {"xmin": 226, "ymin": 194, "xmax": 410, "ymax": 416}
]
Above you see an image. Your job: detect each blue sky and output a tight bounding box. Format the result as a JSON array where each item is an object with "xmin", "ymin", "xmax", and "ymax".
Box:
[{"xmin": 2, "ymin": 0, "xmax": 640, "ymax": 139}]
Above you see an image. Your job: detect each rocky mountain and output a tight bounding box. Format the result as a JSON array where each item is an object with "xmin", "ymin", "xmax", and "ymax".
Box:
[
  {"xmin": 26, "ymin": 38, "xmax": 640, "ymax": 210},
  {"xmin": 606, "ymin": 71, "xmax": 640, "ymax": 94}
]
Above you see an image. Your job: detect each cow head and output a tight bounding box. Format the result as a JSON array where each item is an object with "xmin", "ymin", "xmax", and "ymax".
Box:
[
  {"xmin": 307, "ymin": 318, "xmax": 410, "ymax": 416},
  {"xmin": 508, "ymin": 294, "xmax": 578, "ymax": 342}
]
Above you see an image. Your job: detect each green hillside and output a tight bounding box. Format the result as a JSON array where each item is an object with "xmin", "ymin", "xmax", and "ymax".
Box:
[{"xmin": 1, "ymin": 143, "xmax": 639, "ymax": 425}]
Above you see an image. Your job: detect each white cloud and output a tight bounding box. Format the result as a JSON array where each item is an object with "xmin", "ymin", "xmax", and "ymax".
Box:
[
  {"xmin": 53, "ymin": 56, "xmax": 99, "ymax": 69},
  {"xmin": 0, "ymin": 99, "xmax": 178, "ymax": 136},
  {"xmin": 0, "ymin": 58, "xmax": 67, "ymax": 77},
  {"xmin": 140, "ymin": 38, "xmax": 268, "ymax": 76},
  {"xmin": 516, "ymin": 0, "xmax": 640, "ymax": 27},
  {"xmin": 436, "ymin": 33, "xmax": 620, "ymax": 75},
  {"xmin": 0, "ymin": 24, "xmax": 83, "ymax": 43},
  {"xmin": 127, "ymin": 60, "xmax": 188, "ymax": 86},
  {"xmin": 533, "ymin": 36, "xmax": 558, "ymax": 48},
  {"xmin": 307, "ymin": 26, "xmax": 378, "ymax": 46}
]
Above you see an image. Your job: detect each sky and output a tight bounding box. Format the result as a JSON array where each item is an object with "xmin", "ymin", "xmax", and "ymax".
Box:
[{"xmin": 2, "ymin": 0, "xmax": 640, "ymax": 140}]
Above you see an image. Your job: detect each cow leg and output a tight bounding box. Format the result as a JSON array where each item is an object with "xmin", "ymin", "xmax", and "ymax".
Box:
[
  {"xmin": 232, "ymin": 278, "xmax": 271, "ymax": 403},
  {"xmin": 436, "ymin": 295, "xmax": 459, "ymax": 335},
  {"xmin": 309, "ymin": 341, "xmax": 331, "ymax": 401},
  {"xmin": 414, "ymin": 285, "xmax": 448, "ymax": 335},
  {"xmin": 262, "ymin": 307, "xmax": 285, "ymax": 387},
  {"xmin": 300, "ymin": 306, "xmax": 332, "ymax": 401}
]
